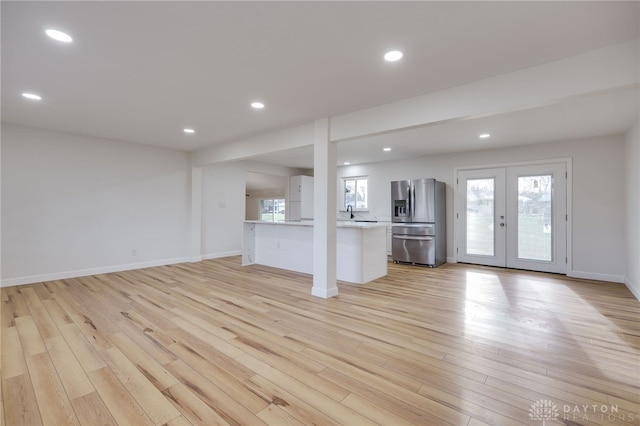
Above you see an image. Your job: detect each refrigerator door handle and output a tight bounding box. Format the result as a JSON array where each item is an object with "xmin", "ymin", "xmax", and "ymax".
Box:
[
  {"xmin": 411, "ymin": 185, "xmax": 415, "ymax": 219},
  {"xmin": 393, "ymin": 235, "xmax": 433, "ymax": 241}
]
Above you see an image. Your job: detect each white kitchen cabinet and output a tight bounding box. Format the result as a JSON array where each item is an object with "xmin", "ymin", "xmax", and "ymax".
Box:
[
  {"xmin": 386, "ymin": 225, "xmax": 392, "ymax": 256},
  {"xmin": 289, "ymin": 175, "xmax": 313, "ymax": 220},
  {"xmin": 289, "ymin": 176, "xmax": 301, "ymax": 202},
  {"xmin": 289, "ymin": 202, "xmax": 301, "ymax": 221}
]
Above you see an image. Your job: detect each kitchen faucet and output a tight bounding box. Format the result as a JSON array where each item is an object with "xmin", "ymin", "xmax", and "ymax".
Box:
[{"xmin": 346, "ymin": 204, "xmax": 354, "ymax": 219}]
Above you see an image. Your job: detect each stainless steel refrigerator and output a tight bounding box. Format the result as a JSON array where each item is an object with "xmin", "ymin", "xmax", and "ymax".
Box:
[{"xmin": 391, "ymin": 178, "xmax": 446, "ymax": 267}]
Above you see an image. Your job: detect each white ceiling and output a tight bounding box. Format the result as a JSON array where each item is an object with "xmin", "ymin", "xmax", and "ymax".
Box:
[{"xmin": 2, "ymin": 1, "xmax": 639, "ymax": 169}]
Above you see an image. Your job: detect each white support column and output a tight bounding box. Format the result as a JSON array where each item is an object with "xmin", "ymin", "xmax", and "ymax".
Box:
[
  {"xmin": 312, "ymin": 118, "xmax": 338, "ymax": 298},
  {"xmin": 189, "ymin": 166, "xmax": 203, "ymax": 262}
]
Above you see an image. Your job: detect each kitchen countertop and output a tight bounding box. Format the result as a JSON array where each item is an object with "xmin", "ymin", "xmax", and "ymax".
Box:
[{"xmin": 244, "ymin": 220, "xmax": 390, "ymax": 229}]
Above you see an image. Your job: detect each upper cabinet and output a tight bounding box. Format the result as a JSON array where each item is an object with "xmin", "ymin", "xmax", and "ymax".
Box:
[
  {"xmin": 289, "ymin": 175, "xmax": 314, "ymax": 219},
  {"xmin": 289, "ymin": 175, "xmax": 301, "ymax": 202}
]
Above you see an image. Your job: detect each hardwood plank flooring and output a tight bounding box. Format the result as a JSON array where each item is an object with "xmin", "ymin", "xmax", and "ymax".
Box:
[{"xmin": 2, "ymin": 257, "xmax": 639, "ymax": 425}]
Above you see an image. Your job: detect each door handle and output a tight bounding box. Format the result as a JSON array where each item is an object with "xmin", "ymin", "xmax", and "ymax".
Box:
[
  {"xmin": 393, "ymin": 235, "xmax": 433, "ymax": 241},
  {"xmin": 411, "ymin": 186, "xmax": 415, "ymax": 218}
]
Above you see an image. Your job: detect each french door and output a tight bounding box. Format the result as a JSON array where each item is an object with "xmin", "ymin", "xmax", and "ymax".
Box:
[{"xmin": 457, "ymin": 163, "xmax": 567, "ymax": 274}]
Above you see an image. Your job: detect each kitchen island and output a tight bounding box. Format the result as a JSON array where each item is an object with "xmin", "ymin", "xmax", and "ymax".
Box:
[{"xmin": 243, "ymin": 220, "xmax": 388, "ymax": 284}]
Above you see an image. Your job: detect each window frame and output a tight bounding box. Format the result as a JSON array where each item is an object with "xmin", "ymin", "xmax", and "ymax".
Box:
[
  {"xmin": 342, "ymin": 176, "xmax": 369, "ymax": 211},
  {"xmin": 260, "ymin": 198, "xmax": 286, "ymax": 222}
]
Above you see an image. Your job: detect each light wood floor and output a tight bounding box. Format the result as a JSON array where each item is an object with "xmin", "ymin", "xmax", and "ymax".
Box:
[{"xmin": 1, "ymin": 257, "xmax": 639, "ymax": 426}]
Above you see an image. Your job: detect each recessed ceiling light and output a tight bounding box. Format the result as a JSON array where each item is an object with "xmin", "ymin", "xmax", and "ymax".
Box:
[
  {"xmin": 479, "ymin": 133, "xmax": 491, "ymax": 139},
  {"xmin": 183, "ymin": 128, "xmax": 195, "ymax": 134},
  {"xmin": 383, "ymin": 147, "xmax": 392, "ymax": 152},
  {"xmin": 384, "ymin": 50, "xmax": 403, "ymax": 62},
  {"xmin": 22, "ymin": 92, "xmax": 42, "ymax": 100},
  {"xmin": 45, "ymin": 29, "xmax": 73, "ymax": 43},
  {"xmin": 251, "ymin": 102, "xmax": 265, "ymax": 109},
  {"xmin": 344, "ymin": 162, "xmax": 351, "ymax": 165}
]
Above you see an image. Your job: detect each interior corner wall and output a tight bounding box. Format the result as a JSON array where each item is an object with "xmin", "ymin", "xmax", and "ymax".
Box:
[
  {"xmin": 245, "ymin": 194, "xmax": 259, "ymax": 221},
  {"xmin": 1, "ymin": 124, "xmax": 191, "ymax": 286},
  {"xmin": 625, "ymin": 120, "xmax": 640, "ymax": 300},
  {"xmin": 338, "ymin": 135, "xmax": 626, "ymax": 283},
  {"xmin": 201, "ymin": 160, "xmax": 302, "ymax": 259}
]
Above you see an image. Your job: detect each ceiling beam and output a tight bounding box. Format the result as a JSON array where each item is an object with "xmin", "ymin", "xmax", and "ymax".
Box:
[
  {"xmin": 330, "ymin": 40, "xmax": 639, "ymax": 143},
  {"xmin": 193, "ymin": 40, "xmax": 638, "ymax": 167},
  {"xmin": 192, "ymin": 122, "xmax": 314, "ymax": 167}
]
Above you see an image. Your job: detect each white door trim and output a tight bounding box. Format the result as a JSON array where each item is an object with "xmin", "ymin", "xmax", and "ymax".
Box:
[
  {"xmin": 505, "ymin": 163, "xmax": 567, "ymax": 273},
  {"xmin": 453, "ymin": 158, "xmax": 573, "ymax": 274},
  {"xmin": 456, "ymin": 168, "xmax": 506, "ymax": 267}
]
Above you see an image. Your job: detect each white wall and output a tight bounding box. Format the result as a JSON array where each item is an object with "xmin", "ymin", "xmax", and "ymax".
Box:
[
  {"xmin": 201, "ymin": 161, "xmax": 305, "ymax": 258},
  {"xmin": 625, "ymin": 120, "xmax": 640, "ymax": 299},
  {"xmin": 1, "ymin": 124, "xmax": 191, "ymax": 286},
  {"xmin": 338, "ymin": 135, "xmax": 626, "ymax": 282},
  {"xmin": 3, "ymin": 123, "xmax": 633, "ymax": 290}
]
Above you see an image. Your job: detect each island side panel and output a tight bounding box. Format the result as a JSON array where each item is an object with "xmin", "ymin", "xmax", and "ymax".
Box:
[
  {"xmin": 245, "ymin": 221, "xmax": 388, "ymax": 285},
  {"xmin": 254, "ymin": 223, "xmax": 314, "ymax": 275},
  {"xmin": 336, "ymin": 227, "xmax": 364, "ymax": 283},
  {"xmin": 336, "ymin": 225, "xmax": 388, "ymax": 284},
  {"xmin": 361, "ymin": 226, "xmax": 388, "ymax": 282}
]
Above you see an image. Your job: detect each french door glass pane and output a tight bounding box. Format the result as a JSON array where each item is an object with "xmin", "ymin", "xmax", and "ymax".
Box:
[
  {"xmin": 517, "ymin": 175, "xmax": 552, "ymax": 261},
  {"xmin": 466, "ymin": 178, "xmax": 494, "ymax": 256}
]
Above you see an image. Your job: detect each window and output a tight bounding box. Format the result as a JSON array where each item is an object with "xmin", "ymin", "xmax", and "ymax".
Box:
[
  {"xmin": 260, "ymin": 199, "xmax": 286, "ymax": 222},
  {"xmin": 343, "ymin": 176, "xmax": 368, "ymax": 210}
]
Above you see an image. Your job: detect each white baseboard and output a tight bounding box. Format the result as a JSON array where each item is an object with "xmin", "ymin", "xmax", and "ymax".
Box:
[
  {"xmin": 202, "ymin": 250, "xmax": 242, "ymax": 260},
  {"xmin": 624, "ymin": 277, "xmax": 640, "ymax": 301},
  {"xmin": 568, "ymin": 270, "xmax": 625, "ymax": 283},
  {"xmin": 312, "ymin": 286, "xmax": 339, "ymax": 298},
  {"xmin": 0, "ymin": 257, "xmax": 190, "ymax": 288}
]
